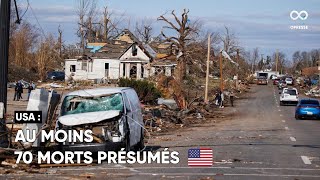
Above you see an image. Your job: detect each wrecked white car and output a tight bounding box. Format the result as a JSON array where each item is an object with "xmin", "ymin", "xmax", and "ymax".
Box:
[{"xmin": 56, "ymin": 87, "xmax": 144, "ymax": 152}]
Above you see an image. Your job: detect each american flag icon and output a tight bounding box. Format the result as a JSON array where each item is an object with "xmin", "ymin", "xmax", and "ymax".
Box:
[{"xmin": 188, "ymin": 148, "xmax": 213, "ymax": 166}]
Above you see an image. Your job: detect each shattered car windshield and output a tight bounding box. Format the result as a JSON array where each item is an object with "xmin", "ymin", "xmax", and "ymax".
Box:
[{"xmin": 61, "ymin": 93, "xmax": 123, "ymax": 116}]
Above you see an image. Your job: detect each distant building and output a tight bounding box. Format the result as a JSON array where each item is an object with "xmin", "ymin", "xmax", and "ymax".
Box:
[
  {"xmin": 301, "ymin": 67, "xmax": 319, "ymax": 76},
  {"xmin": 255, "ymin": 70, "xmax": 279, "ymax": 79},
  {"xmin": 64, "ymin": 29, "xmax": 177, "ymax": 81}
]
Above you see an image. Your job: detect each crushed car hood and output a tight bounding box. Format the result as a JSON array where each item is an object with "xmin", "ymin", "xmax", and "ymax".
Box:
[{"xmin": 58, "ymin": 110, "xmax": 121, "ymax": 126}]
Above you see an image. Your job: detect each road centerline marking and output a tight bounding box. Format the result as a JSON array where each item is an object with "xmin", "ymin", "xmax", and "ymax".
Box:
[{"xmin": 301, "ymin": 156, "xmax": 312, "ymax": 165}]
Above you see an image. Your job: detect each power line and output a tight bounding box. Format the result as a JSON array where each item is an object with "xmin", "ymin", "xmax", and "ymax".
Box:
[
  {"xmin": 20, "ymin": 0, "xmax": 30, "ymax": 20},
  {"xmin": 27, "ymin": 0, "xmax": 46, "ymax": 38}
]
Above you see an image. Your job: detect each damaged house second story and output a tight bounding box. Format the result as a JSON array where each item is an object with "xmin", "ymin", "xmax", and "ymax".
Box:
[{"xmin": 65, "ymin": 30, "xmax": 177, "ymax": 81}]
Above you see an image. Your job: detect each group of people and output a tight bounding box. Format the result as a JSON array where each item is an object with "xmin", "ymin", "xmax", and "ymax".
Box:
[
  {"xmin": 214, "ymin": 91, "xmax": 225, "ymax": 108},
  {"xmin": 13, "ymin": 81, "xmax": 35, "ymax": 101},
  {"xmin": 214, "ymin": 90, "xmax": 236, "ymax": 108}
]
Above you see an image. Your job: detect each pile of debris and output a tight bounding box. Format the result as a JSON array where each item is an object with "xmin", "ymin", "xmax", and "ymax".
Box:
[
  {"xmin": 142, "ymin": 96, "xmax": 229, "ymax": 134},
  {"xmin": 305, "ymin": 86, "xmax": 320, "ymax": 97}
]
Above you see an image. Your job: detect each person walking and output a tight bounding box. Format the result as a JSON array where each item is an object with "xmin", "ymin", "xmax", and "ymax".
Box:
[
  {"xmin": 219, "ymin": 91, "xmax": 224, "ymax": 108},
  {"xmin": 17, "ymin": 81, "xmax": 23, "ymax": 101},
  {"xmin": 214, "ymin": 91, "xmax": 220, "ymax": 106},
  {"xmin": 31, "ymin": 81, "xmax": 36, "ymax": 89},
  {"xmin": 13, "ymin": 81, "xmax": 18, "ymax": 101},
  {"xmin": 230, "ymin": 91, "xmax": 235, "ymax": 107},
  {"xmin": 27, "ymin": 84, "xmax": 34, "ymax": 100}
]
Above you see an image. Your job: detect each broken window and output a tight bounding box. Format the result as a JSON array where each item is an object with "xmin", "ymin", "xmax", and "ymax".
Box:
[
  {"xmin": 105, "ymin": 63, "xmax": 109, "ymax": 78},
  {"xmin": 154, "ymin": 67, "xmax": 164, "ymax": 76},
  {"xmin": 61, "ymin": 93, "xmax": 124, "ymax": 116},
  {"xmin": 70, "ymin": 65, "xmax": 76, "ymax": 72},
  {"xmin": 122, "ymin": 63, "xmax": 126, "ymax": 77},
  {"xmin": 141, "ymin": 66, "xmax": 144, "ymax": 78},
  {"xmin": 130, "ymin": 65, "xmax": 137, "ymax": 78},
  {"xmin": 132, "ymin": 44, "xmax": 137, "ymax": 56}
]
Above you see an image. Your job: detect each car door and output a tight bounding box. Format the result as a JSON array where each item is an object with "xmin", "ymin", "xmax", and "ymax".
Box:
[
  {"xmin": 122, "ymin": 91, "xmax": 134, "ymax": 146},
  {"xmin": 125, "ymin": 89, "xmax": 143, "ymax": 146}
]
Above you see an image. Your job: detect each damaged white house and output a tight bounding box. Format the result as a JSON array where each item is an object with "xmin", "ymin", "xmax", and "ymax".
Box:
[{"xmin": 64, "ymin": 30, "xmax": 177, "ymax": 81}]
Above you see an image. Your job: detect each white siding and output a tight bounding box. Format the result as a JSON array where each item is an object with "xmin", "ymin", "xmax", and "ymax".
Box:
[
  {"xmin": 65, "ymin": 59, "xmax": 120, "ymax": 81},
  {"xmin": 119, "ymin": 45, "xmax": 150, "ymax": 61}
]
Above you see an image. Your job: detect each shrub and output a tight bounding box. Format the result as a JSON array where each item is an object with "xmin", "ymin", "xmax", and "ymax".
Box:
[{"xmin": 118, "ymin": 78, "xmax": 162, "ymax": 104}]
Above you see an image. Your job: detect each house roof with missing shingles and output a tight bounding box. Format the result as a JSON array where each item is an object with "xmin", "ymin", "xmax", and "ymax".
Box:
[
  {"xmin": 71, "ymin": 29, "xmax": 160, "ymax": 61},
  {"xmin": 151, "ymin": 54, "xmax": 177, "ymax": 66},
  {"xmin": 84, "ymin": 40, "xmax": 131, "ymax": 59},
  {"xmin": 118, "ymin": 42, "xmax": 157, "ymax": 61}
]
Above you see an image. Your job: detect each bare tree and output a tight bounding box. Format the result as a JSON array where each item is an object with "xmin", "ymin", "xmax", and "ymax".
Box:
[
  {"xmin": 272, "ymin": 51, "xmax": 287, "ymax": 74},
  {"xmin": 10, "ymin": 22, "xmax": 38, "ymax": 68},
  {"xmin": 220, "ymin": 26, "xmax": 238, "ymax": 54},
  {"xmin": 301, "ymin": 51, "xmax": 310, "ymax": 67},
  {"xmin": 101, "ymin": 2, "xmax": 125, "ymax": 41},
  {"xmin": 36, "ymin": 35, "xmax": 61, "ymax": 81},
  {"xmin": 134, "ymin": 19, "xmax": 154, "ymax": 44},
  {"xmin": 186, "ymin": 30, "xmax": 219, "ymax": 76},
  {"xmin": 251, "ymin": 47, "xmax": 259, "ymax": 73},
  {"xmin": 158, "ymin": 9, "xmax": 201, "ymax": 82},
  {"xmin": 76, "ymin": 0, "xmax": 97, "ymax": 50},
  {"xmin": 292, "ymin": 51, "xmax": 303, "ymax": 71},
  {"xmin": 310, "ymin": 49, "xmax": 320, "ymax": 67}
]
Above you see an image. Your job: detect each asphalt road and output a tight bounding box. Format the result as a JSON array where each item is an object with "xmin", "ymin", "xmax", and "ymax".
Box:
[{"xmin": 2, "ymin": 84, "xmax": 320, "ymax": 180}]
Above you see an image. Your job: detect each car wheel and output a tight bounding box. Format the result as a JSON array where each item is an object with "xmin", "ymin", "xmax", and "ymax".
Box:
[
  {"xmin": 124, "ymin": 119, "xmax": 131, "ymax": 152},
  {"xmin": 295, "ymin": 115, "xmax": 300, "ymax": 120},
  {"xmin": 125, "ymin": 131, "xmax": 130, "ymax": 152},
  {"xmin": 135, "ymin": 128, "xmax": 145, "ymax": 151},
  {"xmin": 280, "ymin": 101, "xmax": 283, "ymax": 106}
]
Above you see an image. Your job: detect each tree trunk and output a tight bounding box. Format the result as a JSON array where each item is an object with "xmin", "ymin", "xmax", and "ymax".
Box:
[{"xmin": 175, "ymin": 59, "xmax": 186, "ymax": 83}]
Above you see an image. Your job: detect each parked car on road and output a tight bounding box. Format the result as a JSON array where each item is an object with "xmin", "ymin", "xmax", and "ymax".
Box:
[
  {"xmin": 280, "ymin": 88, "xmax": 298, "ymax": 106},
  {"xmin": 273, "ymin": 78, "xmax": 280, "ymax": 85},
  {"xmin": 278, "ymin": 80, "xmax": 287, "ymax": 90},
  {"xmin": 56, "ymin": 87, "xmax": 144, "ymax": 152},
  {"xmin": 270, "ymin": 74, "xmax": 278, "ymax": 80},
  {"xmin": 257, "ymin": 77, "xmax": 268, "ymax": 85},
  {"xmin": 295, "ymin": 99, "xmax": 320, "ymax": 120},
  {"xmin": 285, "ymin": 77, "xmax": 294, "ymax": 85},
  {"xmin": 47, "ymin": 71, "xmax": 65, "ymax": 81}
]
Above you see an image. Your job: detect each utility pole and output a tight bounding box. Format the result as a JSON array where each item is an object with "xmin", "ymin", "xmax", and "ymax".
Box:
[
  {"xmin": 58, "ymin": 25, "xmax": 63, "ymax": 58},
  {"xmin": 0, "ymin": 0, "xmax": 11, "ymax": 147},
  {"xmin": 318, "ymin": 60, "xmax": 320, "ymax": 88},
  {"xmin": 236, "ymin": 49, "xmax": 240, "ymax": 89},
  {"xmin": 204, "ymin": 35, "xmax": 211, "ymax": 103},
  {"xmin": 220, "ymin": 51, "xmax": 223, "ymax": 91},
  {"xmin": 261, "ymin": 54, "xmax": 264, "ymax": 71},
  {"xmin": 276, "ymin": 49, "xmax": 279, "ymax": 75},
  {"xmin": 80, "ymin": 16, "xmax": 85, "ymax": 53}
]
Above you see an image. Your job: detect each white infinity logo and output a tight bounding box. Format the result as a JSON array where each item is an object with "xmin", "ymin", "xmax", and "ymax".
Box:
[{"xmin": 290, "ymin": 10, "xmax": 308, "ymax": 20}]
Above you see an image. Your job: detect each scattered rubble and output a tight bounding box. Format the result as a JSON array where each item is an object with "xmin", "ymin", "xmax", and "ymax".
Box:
[
  {"xmin": 157, "ymin": 98, "xmax": 178, "ymax": 110},
  {"xmin": 305, "ymin": 86, "xmax": 320, "ymax": 97}
]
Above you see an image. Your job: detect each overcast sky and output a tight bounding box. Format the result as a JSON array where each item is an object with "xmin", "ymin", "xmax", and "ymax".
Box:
[{"xmin": 20, "ymin": 0, "xmax": 320, "ymax": 58}]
